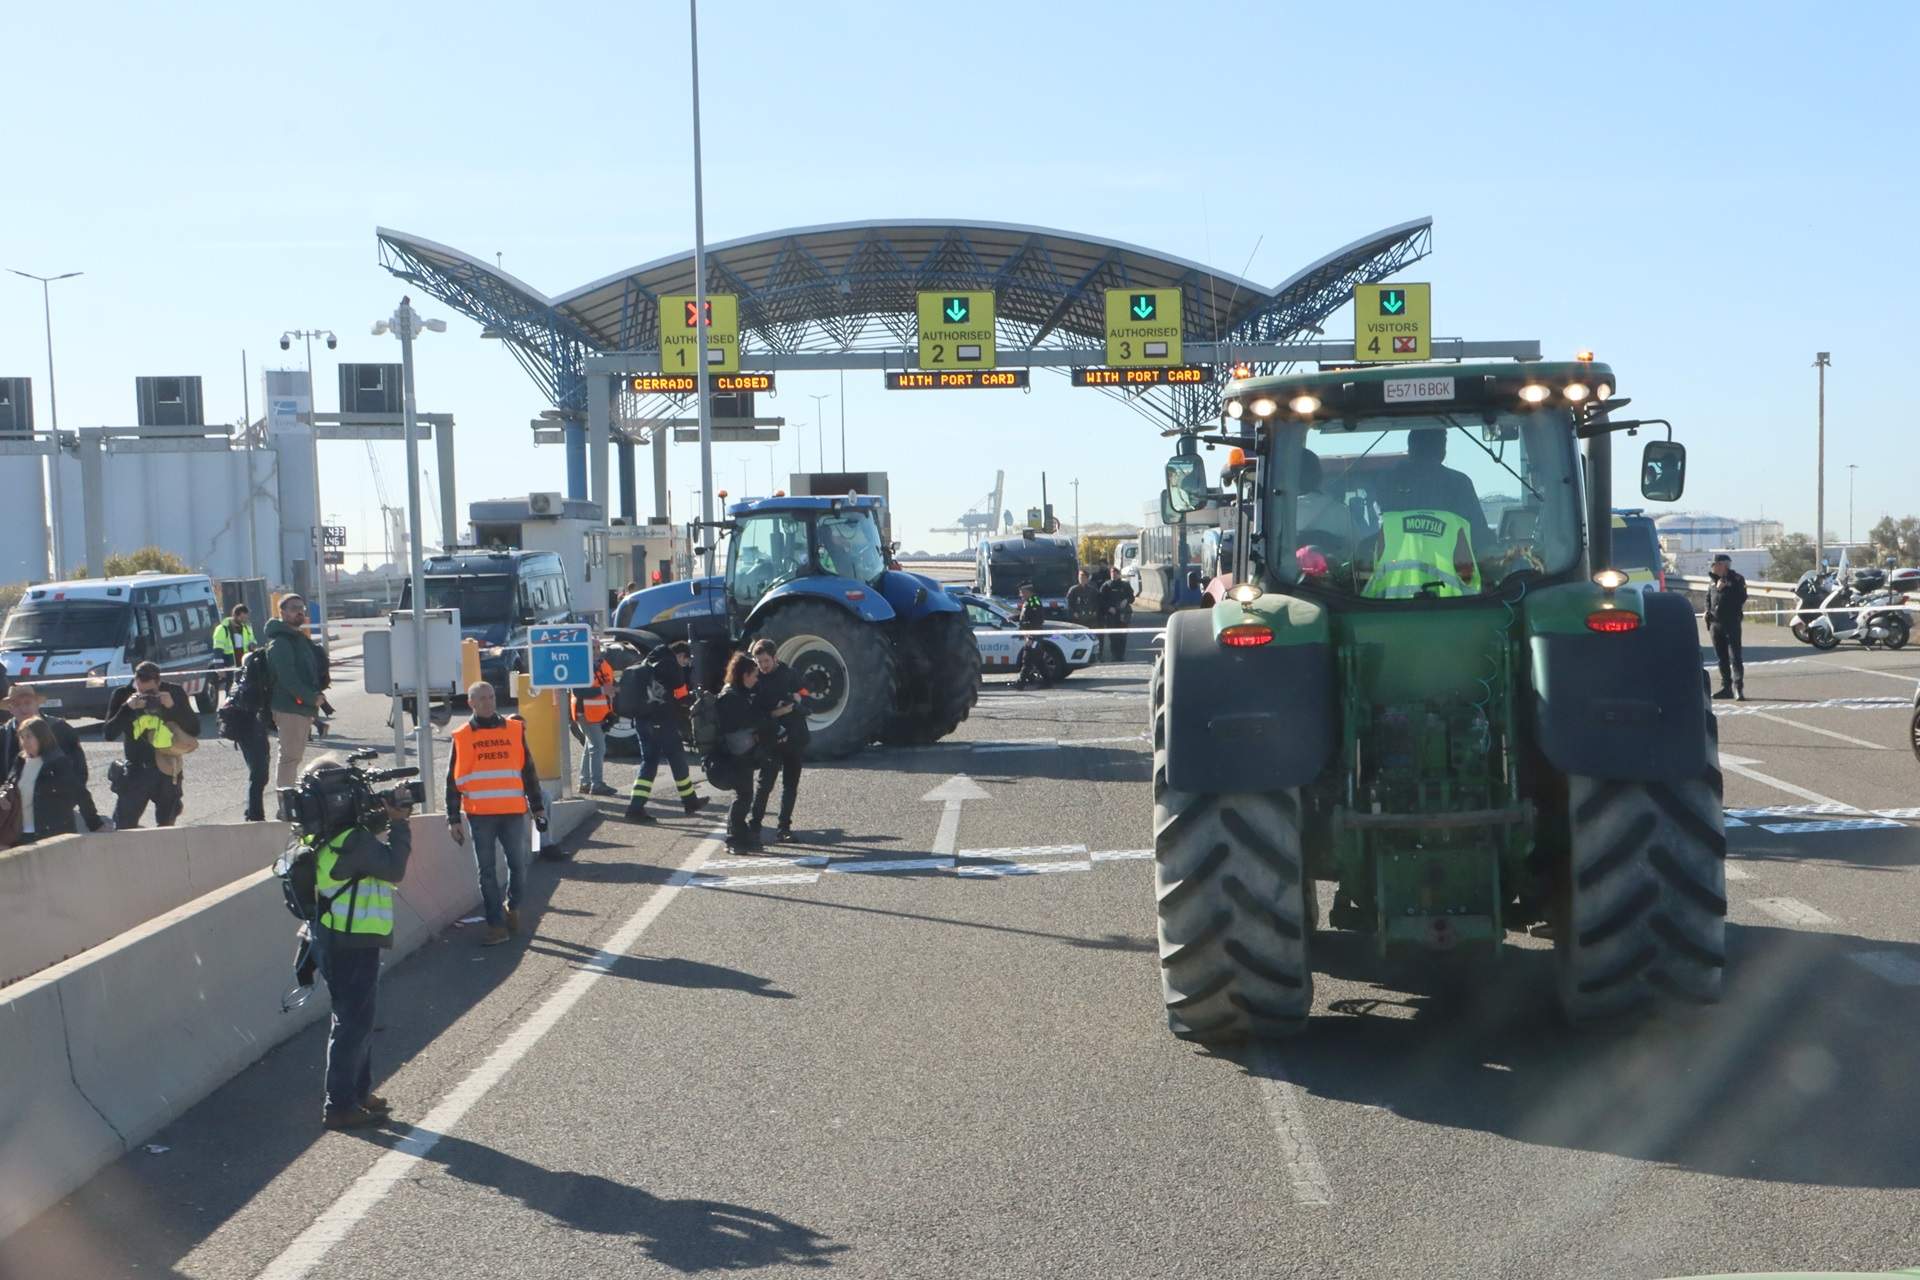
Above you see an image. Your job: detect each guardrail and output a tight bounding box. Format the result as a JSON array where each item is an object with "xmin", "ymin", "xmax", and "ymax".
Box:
[{"xmin": 1673, "ymin": 573, "xmax": 1918, "ymax": 623}]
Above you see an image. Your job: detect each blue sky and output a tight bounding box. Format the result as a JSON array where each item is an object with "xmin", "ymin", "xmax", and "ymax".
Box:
[{"xmin": 5, "ymin": 0, "xmax": 1916, "ymax": 560}]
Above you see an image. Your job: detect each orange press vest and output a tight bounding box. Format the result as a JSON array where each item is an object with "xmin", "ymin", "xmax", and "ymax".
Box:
[
  {"xmin": 452, "ymin": 718, "xmax": 531, "ymax": 816},
  {"xmin": 573, "ymin": 660, "xmax": 615, "ymax": 724}
]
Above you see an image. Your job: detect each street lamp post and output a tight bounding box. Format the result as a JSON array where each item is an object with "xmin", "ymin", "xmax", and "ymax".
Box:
[
  {"xmin": 838, "ymin": 368, "xmax": 847, "ymax": 469},
  {"xmin": 9, "ymin": 268, "xmax": 82, "ymax": 577},
  {"xmin": 688, "ymin": 0, "xmax": 717, "ymax": 585},
  {"xmin": 281, "ymin": 327, "xmax": 337, "ymax": 653},
  {"xmin": 1071, "ymin": 478, "xmax": 1080, "ymax": 547},
  {"xmin": 1848, "ymin": 462, "xmax": 1858, "ymax": 546},
  {"xmin": 373, "ymin": 298, "xmax": 447, "ymax": 807},
  {"xmin": 1814, "ymin": 352, "xmax": 1831, "ymax": 568},
  {"xmin": 809, "ymin": 393, "xmax": 830, "ymax": 473}
]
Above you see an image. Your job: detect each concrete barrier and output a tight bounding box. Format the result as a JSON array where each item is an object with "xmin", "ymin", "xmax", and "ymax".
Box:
[
  {"xmin": 0, "ymin": 799, "xmax": 599, "ymax": 1240},
  {"xmin": 0, "ymin": 821, "xmax": 292, "ymax": 988}
]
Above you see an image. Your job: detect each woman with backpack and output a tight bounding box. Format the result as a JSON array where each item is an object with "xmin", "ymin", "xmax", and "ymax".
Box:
[
  {"xmin": 6, "ymin": 716, "xmax": 85, "ymax": 844},
  {"xmin": 712, "ymin": 652, "xmax": 775, "ymax": 853}
]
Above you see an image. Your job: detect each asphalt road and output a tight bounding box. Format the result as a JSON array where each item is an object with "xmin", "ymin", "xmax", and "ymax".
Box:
[{"xmin": 5, "ymin": 625, "xmax": 1919, "ymax": 1279}]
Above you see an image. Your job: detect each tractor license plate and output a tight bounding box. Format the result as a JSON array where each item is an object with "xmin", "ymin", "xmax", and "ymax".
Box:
[{"xmin": 1383, "ymin": 376, "xmax": 1455, "ymax": 404}]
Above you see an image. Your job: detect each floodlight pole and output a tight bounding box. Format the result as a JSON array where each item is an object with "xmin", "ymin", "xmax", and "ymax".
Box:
[
  {"xmin": 689, "ymin": 0, "xmax": 715, "ymax": 585},
  {"xmin": 282, "ymin": 327, "xmax": 336, "ymax": 653},
  {"xmin": 810, "ymin": 393, "xmax": 829, "ymax": 471},
  {"xmin": 9, "ymin": 268, "xmax": 81, "ymax": 577},
  {"xmin": 1814, "ymin": 352, "xmax": 1830, "ymax": 568},
  {"xmin": 390, "ymin": 298, "xmax": 437, "ymax": 810}
]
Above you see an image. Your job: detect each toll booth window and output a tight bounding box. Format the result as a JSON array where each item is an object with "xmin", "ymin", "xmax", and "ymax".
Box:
[{"xmin": 731, "ymin": 514, "xmax": 810, "ymax": 605}]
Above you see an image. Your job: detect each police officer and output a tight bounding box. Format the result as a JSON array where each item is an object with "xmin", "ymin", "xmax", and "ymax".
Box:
[
  {"xmin": 747, "ymin": 637, "xmax": 808, "ymax": 841},
  {"xmin": 1014, "ymin": 582, "xmax": 1052, "ymax": 690},
  {"xmin": 301, "ymin": 763, "xmax": 416, "ymax": 1129},
  {"xmin": 211, "ymin": 603, "xmax": 255, "ymax": 695},
  {"xmin": 1065, "ymin": 568, "xmax": 1099, "ymax": 626},
  {"xmin": 1097, "ymin": 566, "xmax": 1136, "ymax": 661},
  {"xmin": 1707, "ymin": 552, "xmax": 1748, "ymax": 701},
  {"xmin": 625, "ymin": 640, "xmax": 710, "ymax": 823},
  {"xmin": 446, "ymin": 681, "xmax": 547, "ymax": 947},
  {"xmin": 570, "ymin": 640, "xmax": 618, "ymax": 796}
]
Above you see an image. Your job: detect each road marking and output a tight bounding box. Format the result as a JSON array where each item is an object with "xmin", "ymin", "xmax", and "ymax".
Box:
[
  {"xmin": 1714, "ymin": 698, "xmax": 1906, "ymax": 714},
  {"xmin": 1724, "ymin": 863, "xmax": 1752, "ymax": 881},
  {"xmin": 957, "ymin": 860, "xmax": 1092, "ymax": 878},
  {"xmin": 690, "ymin": 872, "xmax": 823, "ymax": 889},
  {"xmin": 960, "ymin": 844, "xmax": 1088, "ymax": 860},
  {"xmin": 1757, "ymin": 818, "xmax": 1905, "ymax": 835},
  {"xmin": 973, "ymin": 741, "xmax": 1056, "ymax": 753},
  {"xmin": 1728, "ymin": 803, "xmax": 1864, "ymax": 817},
  {"xmin": 1745, "ymin": 709, "xmax": 1889, "ymax": 750},
  {"xmin": 1873, "ymin": 807, "xmax": 1920, "ymax": 819},
  {"xmin": 924, "ymin": 773, "xmax": 990, "ymax": 859},
  {"xmin": 256, "ymin": 829, "xmax": 722, "ymax": 1280},
  {"xmin": 700, "ymin": 855, "xmax": 829, "ymax": 871},
  {"xmin": 1718, "ymin": 756, "xmax": 1858, "ymax": 810},
  {"xmin": 1750, "ymin": 897, "xmax": 1835, "ymax": 927},
  {"xmin": 1819, "ymin": 659, "xmax": 1920, "ymax": 688},
  {"xmin": 1848, "ymin": 950, "xmax": 1920, "ymax": 986},
  {"xmin": 825, "ymin": 857, "xmax": 955, "ymax": 875},
  {"xmin": 1091, "ymin": 848, "xmax": 1154, "ymax": 861},
  {"xmin": 1251, "ymin": 1044, "xmax": 1332, "ymax": 1207}
]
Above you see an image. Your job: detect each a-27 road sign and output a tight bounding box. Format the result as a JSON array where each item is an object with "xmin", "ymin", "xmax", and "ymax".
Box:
[{"xmin": 528, "ymin": 624, "xmax": 593, "ymax": 690}]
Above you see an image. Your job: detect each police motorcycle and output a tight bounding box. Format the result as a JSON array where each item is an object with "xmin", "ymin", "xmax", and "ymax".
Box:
[
  {"xmin": 271, "ymin": 750, "xmax": 425, "ymax": 1010},
  {"xmin": 1803, "ymin": 566, "xmax": 1910, "ymax": 651}
]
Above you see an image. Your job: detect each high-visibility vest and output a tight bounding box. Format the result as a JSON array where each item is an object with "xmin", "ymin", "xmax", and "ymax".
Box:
[
  {"xmin": 131, "ymin": 711, "xmax": 174, "ymax": 750},
  {"xmin": 213, "ymin": 620, "xmax": 255, "ymax": 656},
  {"xmin": 313, "ymin": 828, "xmax": 395, "ymax": 938},
  {"xmin": 452, "ymin": 717, "xmax": 531, "ymax": 815},
  {"xmin": 1365, "ymin": 509, "xmax": 1482, "ymax": 600},
  {"xmin": 573, "ymin": 660, "xmax": 615, "ymax": 724}
]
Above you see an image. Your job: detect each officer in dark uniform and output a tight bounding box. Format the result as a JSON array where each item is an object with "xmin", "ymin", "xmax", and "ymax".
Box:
[
  {"xmin": 1706, "ymin": 553, "xmax": 1748, "ymax": 701},
  {"xmin": 1097, "ymin": 567, "xmax": 1136, "ymax": 661},
  {"xmin": 1014, "ymin": 582, "xmax": 1052, "ymax": 690},
  {"xmin": 1065, "ymin": 568, "xmax": 1099, "ymax": 626}
]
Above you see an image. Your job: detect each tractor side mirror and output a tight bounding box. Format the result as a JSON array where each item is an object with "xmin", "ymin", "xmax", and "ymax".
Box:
[
  {"xmin": 1159, "ymin": 490, "xmax": 1179, "ymax": 524},
  {"xmin": 1640, "ymin": 440, "xmax": 1686, "ymax": 502},
  {"xmin": 1164, "ymin": 453, "xmax": 1207, "ymax": 514}
]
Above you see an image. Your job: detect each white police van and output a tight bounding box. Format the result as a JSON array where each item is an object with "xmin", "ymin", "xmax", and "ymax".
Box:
[
  {"xmin": 0, "ymin": 573, "xmax": 220, "ymax": 718},
  {"xmin": 952, "ymin": 589, "xmax": 1098, "ymax": 683}
]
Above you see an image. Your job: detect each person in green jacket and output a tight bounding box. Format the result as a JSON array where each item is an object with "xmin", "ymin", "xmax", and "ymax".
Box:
[{"xmin": 264, "ymin": 595, "xmax": 327, "ymax": 788}]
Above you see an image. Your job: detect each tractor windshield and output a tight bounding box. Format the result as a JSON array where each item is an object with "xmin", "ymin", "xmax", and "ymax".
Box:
[
  {"xmin": 1266, "ymin": 409, "xmax": 1581, "ymax": 599},
  {"xmin": 815, "ymin": 510, "xmax": 888, "ymax": 585}
]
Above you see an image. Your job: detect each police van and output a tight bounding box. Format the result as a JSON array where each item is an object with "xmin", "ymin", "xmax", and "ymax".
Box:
[
  {"xmin": 398, "ymin": 549, "xmax": 575, "ymax": 699},
  {"xmin": 0, "ymin": 573, "xmax": 220, "ymax": 718}
]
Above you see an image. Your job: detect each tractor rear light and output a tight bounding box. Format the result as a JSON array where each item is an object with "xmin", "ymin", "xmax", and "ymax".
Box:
[
  {"xmin": 1585, "ymin": 609, "xmax": 1640, "ymax": 633},
  {"xmin": 844, "ymin": 590, "xmax": 866, "ymax": 601},
  {"xmin": 1219, "ymin": 623, "xmax": 1273, "ymax": 647}
]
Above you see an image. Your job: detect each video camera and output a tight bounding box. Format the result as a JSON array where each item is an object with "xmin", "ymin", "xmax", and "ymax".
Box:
[{"xmin": 275, "ymin": 748, "xmax": 425, "ymax": 838}]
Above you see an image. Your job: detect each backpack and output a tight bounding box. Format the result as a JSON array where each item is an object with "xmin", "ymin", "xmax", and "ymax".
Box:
[
  {"xmin": 219, "ymin": 648, "xmax": 273, "ymax": 740},
  {"xmin": 616, "ymin": 650, "xmax": 677, "ymax": 720},
  {"xmin": 274, "ymin": 836, "xmax": 358, "ymax": 923},
  {"xmin": 687, "ymin": 687, "xmax": 721, "ymax": 754}
]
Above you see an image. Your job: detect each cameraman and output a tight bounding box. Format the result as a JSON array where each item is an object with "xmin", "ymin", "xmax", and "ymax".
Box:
[
  {"xmin": 299, "ymin": 762, "xmax": 416, "ymax": 1130},
  {"xmin": 102, "ymin": 662, "xmax": 200, "ymax": 828}
]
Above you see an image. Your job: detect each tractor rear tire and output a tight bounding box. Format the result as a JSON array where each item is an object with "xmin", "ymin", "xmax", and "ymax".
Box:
[
  {"xmin": 1556, "ymin": 750, "xmax": 1728, "ymax": 1021},
  {"xmin": 751, "ymin": 601, "xmax": 896, "ymax": 761},
  {"xmin": 879, "ymin": 611, "xmax": 982, "ymax": 746},
  {"xmin": 1151, "ymin": 658, "xmax": 1312, "ymax": 1043}
]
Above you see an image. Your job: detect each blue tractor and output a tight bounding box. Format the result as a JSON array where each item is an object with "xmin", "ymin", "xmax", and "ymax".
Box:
[{"xmin": 614, "ymin": 495, "xmax": 981, "ymax": 759}]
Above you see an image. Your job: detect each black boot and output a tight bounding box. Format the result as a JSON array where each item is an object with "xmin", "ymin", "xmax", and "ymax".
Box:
[
  {"xmin": 683, "ymin": 795, "xmax": 710, "ymax": 816},
  {"xmin": 626, "ymin": 805, "xmax": 657, "ymax": 824},
  {"xmin": 1712, "ymin": 685, "xmax": 1734, "ymax": 700}
]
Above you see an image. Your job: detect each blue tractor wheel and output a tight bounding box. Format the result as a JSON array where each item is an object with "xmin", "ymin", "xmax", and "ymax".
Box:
[
  {"xmin": 751, "ymin": 600, "xmax": 896, "ymax": 760},
  {"xmin": 880, "ymin": 610, "xmax": 982, "ymax": 745}
]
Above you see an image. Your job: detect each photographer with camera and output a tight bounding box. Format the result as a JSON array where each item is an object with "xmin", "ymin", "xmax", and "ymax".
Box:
[
  {"xmin": 278, "ymin": 755, "xmax": 419, "ymax": 1130},
  {"xmin": 446, "ymin": 680, "xmax": 547, "ymax": 947},
  {"xmin": 102, "ymin": 661, "xmax": 201, "ymax": 828}
]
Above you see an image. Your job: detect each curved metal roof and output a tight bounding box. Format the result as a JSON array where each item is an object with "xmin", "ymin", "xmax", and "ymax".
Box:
[{"xmin": 376, "ymin": 216, "xmax": 1433, "ymax": 418}]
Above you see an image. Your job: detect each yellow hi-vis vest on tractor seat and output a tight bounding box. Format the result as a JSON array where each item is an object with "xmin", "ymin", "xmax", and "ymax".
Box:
[
  {"xmin": 1365, "ymin": 509, "xmax": 1483, "ymax": 600},
  {"xmin": 313, "ymin": 828, "xmax": 396, "ymax": 938},
  {"xmin": 452, "ymin": 718, "xmax": 531, "ymax": 816}
]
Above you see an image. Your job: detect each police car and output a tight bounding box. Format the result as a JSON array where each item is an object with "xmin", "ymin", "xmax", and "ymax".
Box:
[{"xmin": 951, "ymin": 590, "xmax": 1098, "ymax": 682}]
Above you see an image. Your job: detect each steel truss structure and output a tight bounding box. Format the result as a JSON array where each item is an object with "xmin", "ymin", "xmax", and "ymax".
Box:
[{"xmin": 377, "ymin": 217, "xmax": 1433, "ymax": 436}]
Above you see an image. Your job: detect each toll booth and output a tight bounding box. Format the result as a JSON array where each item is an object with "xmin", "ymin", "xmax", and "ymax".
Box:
[
  {"xmin": 608, "ymin": 517, "xmax": 687, "ymax": 601},
  {"xmin": 469, "ymin": 493, "xmax": 610, "ymax": 625}
]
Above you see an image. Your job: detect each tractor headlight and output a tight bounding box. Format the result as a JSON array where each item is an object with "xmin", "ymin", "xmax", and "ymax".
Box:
[
  {"xmin": 1248, "ymin": 396, "xmax": 1279, "ymax": 419},
  {"xmin": 1229, "ymin": 582, "xmax": 1260, "ymax": 604},
  {"xmin": 1519, "ymin": 384, "xmax": 1552, "ymax": 404},
  {"xmin": 1225, "ymin": 399, "xmax": 1245, "ymax": 419},
  {"xmin": 1288, "ymin": 394, "xmax": 1320, "ymax": 416},
  {"xmin": 1563, "ymin": 382, "xmax": 1591, "ymax": 402}
]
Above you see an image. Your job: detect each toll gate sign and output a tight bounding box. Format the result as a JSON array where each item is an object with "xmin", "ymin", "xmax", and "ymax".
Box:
[
  {"xmin": 659, "ymin": 293, "xmax": 740, "ymax": 374},
  {"xmin": 1104, "ymin": 288, "xmax": 1183, "ymax": 366},
  {"xmin": 1352, "ymin": 283, "xmax": 1430, "ymax": 363},
  {"xmin": 916, "ymin": 291, "xmax": 996, "ymax": 369}
]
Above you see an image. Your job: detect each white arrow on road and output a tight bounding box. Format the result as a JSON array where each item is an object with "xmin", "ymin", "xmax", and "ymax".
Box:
[
  {"xmin": 1717, "ymin": 751, "xmax": 1854, "ymax": 809},
  {"xmin": 922, "ymin": 773, "xmax": 991, "ymax": 860}
]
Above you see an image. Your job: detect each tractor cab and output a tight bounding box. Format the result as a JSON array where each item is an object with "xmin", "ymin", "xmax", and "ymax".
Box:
[{"xmin": 724, "ymin": 496, "xmax": 890, "ymax": 627}]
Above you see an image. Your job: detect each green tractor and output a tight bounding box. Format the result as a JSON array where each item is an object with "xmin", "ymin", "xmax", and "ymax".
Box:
[{"xmin": 1151, "ymin": 358, "xmax": 1723, "ymax": 1042}]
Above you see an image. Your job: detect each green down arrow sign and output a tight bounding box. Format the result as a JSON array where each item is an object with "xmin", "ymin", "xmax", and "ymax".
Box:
[
  {"xmin": 1130, "ymin": 293, "xmax": 1157, "ymax": 321},
  {"xmin": 1379, "ymin": 289, "xmax": 1406, "ymax": 316},
  {"xmin": 943, "ymin": 296, "xmax": 970, "ymax": 323}
]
